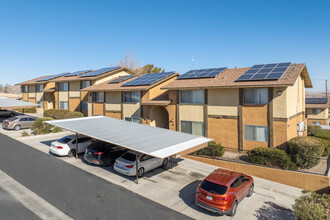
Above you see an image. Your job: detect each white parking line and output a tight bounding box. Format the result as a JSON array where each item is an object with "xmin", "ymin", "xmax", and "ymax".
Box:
[{"xmin": 0, "ymin": 170, "xmax": 72, "ymax": 220}]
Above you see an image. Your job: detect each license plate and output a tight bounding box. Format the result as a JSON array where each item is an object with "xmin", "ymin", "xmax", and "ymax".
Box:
[{"xmin": 206, "ymin": 196, "xmax": 213, "ymax": 200}]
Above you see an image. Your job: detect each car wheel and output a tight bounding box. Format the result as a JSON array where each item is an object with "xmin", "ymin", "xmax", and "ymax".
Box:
[
  {"xmin": 162, "ymin": 158, "xmax": 168, "ymax": 168},
  {"xmin": 228, "ymin": 201, "xmax": 238, "ymax": 216},
  {"xmin": 68, "ymin": 149, "xmax": 76, "ymax": 157},
  {"xmin": 247, "ymin": 183, "xmax": 254, "ymax": 197},
  {"xmin": 105, "ymin": 158, "xmax": 113, "ymax": 166},
  {"xmin": 14, "ymin": 125, "xmax": 21, "ymax": 131},
  {"xmin": 138, "ymin": 167, "xmax": 144, "ymax": 177}
]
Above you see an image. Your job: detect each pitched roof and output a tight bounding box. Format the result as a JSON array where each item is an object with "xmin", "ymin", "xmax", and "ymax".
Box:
[
  {"xmin": 305, "ymin": 97, "xmax": 329, "ymax": 109},
  {"xmin": 162, "ymin": 63, "xmax": 312, "ymax": 90},
  {"xmin": 16, "ymin": 75, "xmax": 52, "ymax": 85}
]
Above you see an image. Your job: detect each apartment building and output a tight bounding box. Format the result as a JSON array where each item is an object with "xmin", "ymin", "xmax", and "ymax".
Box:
[
  {"xmin": 305, "ymin": 97, "xmax": 329, "ymax": 125},
  {"xmin": 162, "ymin": 63, "xmax": 312, "ymax": 151}
]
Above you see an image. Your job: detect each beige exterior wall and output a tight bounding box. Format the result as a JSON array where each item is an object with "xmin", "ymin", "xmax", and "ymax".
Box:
[
  {"xmin": 88, "ymin": 93, "xmax": 93, "ymax": 116},
  {"xmin": 105, "ymin": 92, "xmax": 121, "ymax": 112},
  {"xmin": 306, "ymin": 108, "xmax": 329, "ymax": 120},
  {"xmin": 272, "ymin": 87, "xmax": 287, "ymax": 118},
  {"xmin": 122, "ymin": 103, "xmax": 141, "ymax": 118},
  {"xmin": 286, "ymin": 75, "xmax": 304, "ymax": 118},
  {"xmin": 69, "ymin": 81, "xmax": 81, "ymax": 98},
  {"xmin": 36, "ymin": 92, "xmax": 43, "ymax": 102},
  {"xmin": 143, "ymin": 76, "xmax": 177, "ymax": 101},
  {"xmin": 95, "ymin": 70, "xmax": 130, "ymax": 85},
  {"xmin": 208, "ymin": 88, "xmax": 239, "ymax": 116},
  {"xmin": 58, "ymin": 91, "xmax": 69, "ymax": 102},
  {"xmin": 179, "ymin": 105, "xmax": 204, "ymax": 122},
  {"xmin": 28, "ymin": 85, "xmax": 36, "ymax": 98}
]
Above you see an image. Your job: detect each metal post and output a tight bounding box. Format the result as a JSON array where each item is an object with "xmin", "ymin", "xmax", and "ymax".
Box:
[
  {"xmin": 22, "ymin": 108, "xmax": 24, "ymax": 114},
  {"xmin": 171, "ymin": 156, "xmax": 173, "ymax": 169},
  {"xmin": 135, "ymin": 153, "xmax": 139, "ymax": 184},
  {"xmin": 75, "ymin": 133, "xmax": 78, "ymax": 159}
]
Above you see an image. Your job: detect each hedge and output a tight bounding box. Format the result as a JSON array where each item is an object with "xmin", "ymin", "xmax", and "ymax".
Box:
[
  {"xmin": 16, "ymin": 107, "xmax": 37, "ymax": 113},
  {"xmin": 31, "ymin": 117, "xmax": 62, "ymax": 135},
  {"xmin": 307, "ymin": 124, "xmax": 321, "ymax": 136},
  {"xmin": 44, "ymin": 109, "xmax": 84, "ymax": 119},
  {"xmin": 247, "ymin": 147, "xmax": 297, "ymax": 170},
  {"xmin": 308, "ymin": 124, "xmax": 330, "ymax": 141},
  {"xmin": 193, "ymin": 142, "xmax": 225, "ymax": 157}
]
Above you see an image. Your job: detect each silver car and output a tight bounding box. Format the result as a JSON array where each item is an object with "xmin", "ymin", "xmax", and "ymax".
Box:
[
  {"xmin": 114, "ymin": 150, "xmax": 168, "ymax": 177},
  {"xmin": 2, "ymin": 116, "xmax": 37, "ymax": 131}
]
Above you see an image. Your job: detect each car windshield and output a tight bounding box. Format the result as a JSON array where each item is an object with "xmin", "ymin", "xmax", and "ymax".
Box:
[
  {"xmin": 58, "ymin": 137, "xmax": 72, "ymax": 144},
  {"xmin": 200, "ymin": 180, "xmax": 228, "ymax": 195},
  {"xmin": 6, "ymin": 117, "xmax": 18, "ymax": 121},
  {"xmin": 121, "ymin": 152, "xmax": 136, "ymax": 162}
]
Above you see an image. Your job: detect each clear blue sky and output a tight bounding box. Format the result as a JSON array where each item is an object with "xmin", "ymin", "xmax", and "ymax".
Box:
[{"xmin": 0, "ymin": 0, "xmax": 329, "ymax": 92}]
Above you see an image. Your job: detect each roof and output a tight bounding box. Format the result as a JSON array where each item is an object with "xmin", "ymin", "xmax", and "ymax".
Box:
[
  {"xmin": 46, "ymin": 116, "xmax": 212, "ymax": 159},
  {"xmin": 205, "ymin": 168, "xmax": 240, "ymax": 186},
  {"xmin": 162, "ymin": 63, "xmax": 312, "ymax": 90},
  {"xmin": 0, "ymin": 93, "xmax": 21, "ymax": 99},
  {"xmin": 305, "ymin": 97, "xmax": 329, "ymax": 109},
  {"xmin": 82, "ymin": 72, "xmax": 179, "ymax": 92},
  {"xmin": 16, "ymin": 75, "xmax": 52, "ymax": 85},
  {"xmin": 0, "ymin": 97, "xmax": 39, "ymax": 109}
]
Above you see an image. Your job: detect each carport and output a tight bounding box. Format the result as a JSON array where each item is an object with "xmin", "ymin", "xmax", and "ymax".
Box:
[
  {"xmin": 46, "ymin": 116, "xmax": 212, "ymax": 183},
  {"xmin": 0, "ymin": 97, "xmax": 39, "ymax": 113}
]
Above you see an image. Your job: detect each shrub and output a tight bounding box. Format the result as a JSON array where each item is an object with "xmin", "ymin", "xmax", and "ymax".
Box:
[
  {"xmin": 193, "ymin": 142, "xmax": 225, "ymax": 157},
  {"xmin": 293, "ymin": 191, "xmax": 330, "ymax": 220},
  {"xmin": 31, "ymin": 117, "xmax": 61, "ymax": 135},
  {"xmin": 44, "ymin": 109, "xmax": 84, "ymax": 119},
  {"xmin": 308, "ymin": 124, "xmax": 321, "ymax": 136},
  {"xmin": 315, "ymin": 130, "xmax": 330, "ymax": 142},
  {"xmin": 247, "ymin": 147, "xmax": 297, "ymax": 170},
  {"xmin": 21, "ymin": 130, "xmax": 30, "ymax": 137},
  {"xmin": 16, "ymin": 107, "xmax": 37, "ymax": 113},
  {"xmin": 288, "ymin": 136, "xmax": 325, "ymax": 169}
]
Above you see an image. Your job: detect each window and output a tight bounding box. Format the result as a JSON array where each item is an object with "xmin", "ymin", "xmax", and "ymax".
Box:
[
  {"xmin": 181, "ymin": 90, "xmax": 204, "ymax": 104},
  {"xmin": 59, "ymin": 82, "xmax": 69, "ymax": 91},
  {"xmin": 82, "ymin": 101, "xmax": 88, "ymax": 111},
  {"xmin": 124, "ymin": 91, "xmax": 140, "ymax": 103},
  {"xmin": 181, "ymin": 121, "xmax": 204, "ymax": 136},
  {"xmin": 37, "ymin": 101, "xmax": 43, "ymax": 108},
  {"xmin": 22, "ymin": 85, "xmax": 29, "ymax": 93},
  {"xmin": 81, "ymin": 81, "xmax": 91, "ymax": 89},
  {"xmin": 28, "ymin": 117, "xmax": 36, "ymax": 121},
  {"xmin": 312, "ymin": 122, "xmax": 321, "ymax": 126},
  {"xmin": 59, "ymin": 101, "xmax": 69, "ymax": 110},
  {"xmin": 244, "ymin": 88, "xmax": 268, "ymax": 105},
  {"xmin": 93, "ymin": 92, "xmax": 105, "ymax": 103},
  {"xmin": 125, "ymin": 117, "xmax": 141, "ymax": 123},
  {"xmin": 312, "ymin": 109, "xmax": 321, "ymax": 114},
  {"xmin": 244, "ymin": 125, "xmax": 268, "ymax": 142},
  {"xmin": 230, "ymin": 176, "xmax": 245, "ymax": 188},
  {"xmin": 36, "ymin": 84, "xmax": 44, "ymax": 92},
  {"xmin": 139, "ymin": 155, "xmax": 153, "ymax": 162},
  {"xmin": 200, "ymin": 180, "xmax": 228, "ymax": 195},
  {"xmin": 19, "ymin": 118, "xmax": 28, "ymax": 121}
]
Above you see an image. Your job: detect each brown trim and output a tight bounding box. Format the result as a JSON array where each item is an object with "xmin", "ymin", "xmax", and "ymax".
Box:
[
  {"xmin": 238, "ymin": 88, "xmax": 243, "ymax": 151},
  {"xmin": 176, "ymin": 90, "xmax": 180, "ymax": 131},
  {"xmin": 204, "ymin": 89, "xmax": 208, "ymax": 137},
  {"xmin": 105, "ymin": 110, "xmax": 121, "ymax": 113},
  {"xmin": 121, "ymin": 91, "xmax": 124, "ymax": 119},
  {"xmin": 273, "ymin": 111, "xmax": 305, "ymax": 122},
  {"xmin": 268, "ymin": 88, "xmax": 274, "ymax": 148},
  {"xmin": 208, "ymin": 115, "xmax": 238, "ymax": 119}
]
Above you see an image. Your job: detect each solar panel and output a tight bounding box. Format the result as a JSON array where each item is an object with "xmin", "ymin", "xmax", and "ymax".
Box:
[
  {"xmin": 108, "ymin": 75, "xmax": 135, "ymax": 84},
  {"xmin": 122, "ymin": 72, "xmax": 175, "ymax": 86},
  {"xmin": 36, "ymin": 72, "xmax": 71, "ymax": 82},
  {"xmin": 305, "ymin": 98, "xmax": 328, "ymax": 104},
  {"xmin": 235, "ymin": 62, "xmax": 291, "ymax": 82},
  {"xmin": 79, "ymin": 66, "xmax": 121, "ymax": 78},
  {"xmin": 64, "ymin": 70, "xmax": 92, "ymax": 77},
  {"xmin": 177, "ymin": 67, "xmax": 227, "ymax": 79}
]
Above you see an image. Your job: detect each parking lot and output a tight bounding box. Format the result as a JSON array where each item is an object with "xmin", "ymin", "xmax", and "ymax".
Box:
[{"xmin": 0, "ymin": 122, "xmax": 302, "ymax": 220}]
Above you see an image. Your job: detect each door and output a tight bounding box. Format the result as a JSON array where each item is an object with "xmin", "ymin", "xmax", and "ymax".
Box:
[
  {"xmin": 241, "ymin": 176, "xmax": 252, "ymax": 196},
  {"xmin": 27, "ymin": 117, "xmax": 36, "ymax": 127},
  {"xmin": 19, "ymin": 117, "xmax": 29, "ymax": 128},
  {"xmin": 139, "ymin": 155, "xmax": 154, "ymax": 172},
  {"xmin": 230, "ymin": 176, "xmax": 245, "ymax": 201}
]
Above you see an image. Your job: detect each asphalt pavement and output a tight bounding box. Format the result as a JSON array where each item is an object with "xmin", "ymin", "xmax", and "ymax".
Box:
[{"xmin": 0, "ymin": 132, "xmax": 192, "ymax": 220}]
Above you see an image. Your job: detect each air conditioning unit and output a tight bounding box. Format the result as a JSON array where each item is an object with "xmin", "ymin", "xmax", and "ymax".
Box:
[{"xmin": 297, "ymin": 121, "xmax": 304, "ymax": 132}]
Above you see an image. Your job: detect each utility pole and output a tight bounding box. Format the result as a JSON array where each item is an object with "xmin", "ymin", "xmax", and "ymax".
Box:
[{"xmin": 326, "ymin": 80, "xmax": 328, "ymax": 98}]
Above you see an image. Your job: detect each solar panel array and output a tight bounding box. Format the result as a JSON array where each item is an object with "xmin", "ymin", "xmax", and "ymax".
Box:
[
  {"xmin": 123, "ymin": 72, "xmax": 175, "ymax": 86},
  {"xmin": 235, "ymin": 62, "xmax": 291, "ymax": 82},
  {"xmin": 36, "ymin": 72, "xmax": 71, "ymax": 82},
  {"xmin": 305, "ymin": 98, "xmax": 328, "ymax": 104},
  {"xmin": 64, "ymin": 70, "xmax": 92, "ymax": 77},
  {"xmin": 79, "ymin": 66, "xmax": 121, "ymax": 78},
  {"xmin": 177, "ymin": 67, "xmax": 227, "ymax": 79},
  {"xmin": 108, "ymin": 75, "xmax": 135, "ymax": 84}
]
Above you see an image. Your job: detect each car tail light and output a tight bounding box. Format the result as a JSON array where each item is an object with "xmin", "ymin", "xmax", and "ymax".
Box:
[
  {"xmin": 57, "ymin": 146, "xmax": 63, "ymax": 149},
  {"xmin": 218, "ymin": 196, "xmax": 231, "ymax": 201},
  {"xmin": 115, "ymin": 161, "xmax": 118, "ymax": 164},
  {"xmin": 126, "ymin": 165, "xmax": 134, "ymax": 168},
  {"xmin": 94, "ymin": 152, "xmax": 104, "ymax": 155},
  {"xmin": 6, "ymin": 122, "xmax": 9, "ymax": 125}
]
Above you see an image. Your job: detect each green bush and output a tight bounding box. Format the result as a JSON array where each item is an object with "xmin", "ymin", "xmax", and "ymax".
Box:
[
  {"xmin": 308, "ymin": 124, "xmax": 321, "ymax": 136},
  {"xmin": 21, "ymin": 130, "xmax": 30, "ymax": 137},
  {"xmin": 31, "ymin": 117, "xmax": 61, "ymax": 135},
  {"xmin": 315, "ymin": 130, "xmax": 330, "ymax": 142},
  {"xmin": 293, "ymin": 191, "xmax": 330, "ymax": 220},
  {"xmin": 193, "ymin": 142, "xmax": 225, "ymax": 157},
  {"xmin": 44, "ymin": 109, "xmax": 84, "ymax": 119},
  {"xmin": 16, "ymin": 107, "xmax": 37, "ymax": 113},
  {"xmin": 288, "ymin": 136, "xmax": 325, "ymax": 169},
  {"xmin": 247, "ymin": 147, "xmax": 297, "ymax": 170}
]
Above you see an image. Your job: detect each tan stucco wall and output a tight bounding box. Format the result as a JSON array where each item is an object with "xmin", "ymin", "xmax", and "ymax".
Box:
[
  {"xmin": 143, "ymin": 76, "xmax": 177, "ymax": 101},
  {"xmin": 105, "ymin": 112, "xmax": 121, "ymax": 119},
  {"xmin": 286, "ymin": 75, "xmax": 304, "ymax": 118},
  {"xmin": 179, "ymin": 105, "xmax": 204, "ymax": 122},
  {"xmin": 95, "ymin": 70, "xmax": 130, "ymax": 85},
  {"xmin": 306, "ymin": 108, "xmax": 328, "ymax": 120},
  {"xmin": 123, "ymin": 103, "xmax": 141, "ymax": 118},
  {"xmin": 58, "ymin": 91, "xmax": 69, "ymax": 102},
  {"xmin": 44, "ymin": 82, "xmax": 55, "ymax": 90},
  {"xmin": 36, "ymin": 92, "xmax": 43, "ymax": 102},
  {"xmin": 69, "ymin": 81, "xmax": 81, "ymax": 98},
  {"xmin": 69, "ymin": 98, "xmax": 80, "ymax": 112},
  {"xmin": 287, "ymin": 112, "xmax": 305, "ymax": 141},
  {"xmin": 208, "ymin": 88, "xmax": 239, "ymax": 116},
  {"xmin": 273, "ymin": 120, "xmax": 288, "ymax": 147},
  {"xmin": 105, "ymin": 92, "xmax": 121, "ymax": 112},
  {"xmin": 88, "ymin": 93, "xmax": 93, "ymax": 116},
  {"xmin": 93, "ymin": 103, "xmax": 104, "ymax": 116},
  {"xmin": 28, "ymin": 85, "xmax": 36, "ymax": 98},
  {"xmin": 273, "ymin": 87, "xmax": 287, "ymax": 118},
  {"xmin": 22, "ymin": 93, "xmax": 28, "ymax": 101},
  {"xmin": 208, "ymin": 117, "xmax": 238, "ymax": 149},
  {"xmin": 307, "ymin": 119, "xmax": 329, "ymax": 125},
  {"xmin": 28, "ymin": 98, "xmax": 36, "ymax": 103}
]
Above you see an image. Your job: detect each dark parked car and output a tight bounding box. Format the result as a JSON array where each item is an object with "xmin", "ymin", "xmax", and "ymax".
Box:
[
  {"xmin": 2, "ymin": 116, "xmax": 37, "ymax": 131},
  {"xmin": 84, "ymin": 140, "xmax": 128, "ymax": 166},
  {"xmin": 0, "ymin": 109, "xmax": 17, "ymax": 118}
]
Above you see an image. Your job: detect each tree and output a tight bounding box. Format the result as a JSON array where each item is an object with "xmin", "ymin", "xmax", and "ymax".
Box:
[
  {"xmin": 141, "ymin": 64, "xmax": 165, "ymax": 75},
  {"xmin": 4, "ymin": 84, "xmax": 12, "ymax": 93},
  {"xmin": 117, "ymin": 51, "xmax": 143, "ymax": 75}
]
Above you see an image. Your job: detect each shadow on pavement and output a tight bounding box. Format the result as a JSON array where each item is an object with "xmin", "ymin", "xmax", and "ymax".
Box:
[{"xmin": 254, "ymin": 201, "xmax": 295, "ymax": 220}]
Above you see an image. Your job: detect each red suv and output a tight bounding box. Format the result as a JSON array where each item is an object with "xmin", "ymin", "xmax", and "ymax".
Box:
[{"xmin": 195, "ymin": 168, "xmax": 254, "ymax": 216}]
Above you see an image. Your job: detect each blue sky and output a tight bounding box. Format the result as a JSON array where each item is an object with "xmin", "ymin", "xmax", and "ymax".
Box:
[{"xmin": 0, "ymin": 0, "xmax": 329, "ymax": 92}]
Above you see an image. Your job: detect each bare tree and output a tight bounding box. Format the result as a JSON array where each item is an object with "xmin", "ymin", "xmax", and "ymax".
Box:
[
  {"xmin": 117, "ymin": 51, "xmax": 144, "ymax": 75},
  {"xmin": 4, "ymin": 84, "xmax": 12, "ymax": 93}
]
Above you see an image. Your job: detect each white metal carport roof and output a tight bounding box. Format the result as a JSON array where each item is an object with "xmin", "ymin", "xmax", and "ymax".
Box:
[
  {"xmin": 46, "ymin": 116, "xmax": 212, "ymax": 159},
  {"xmin": 0, "ymin": 97, "xmax": 39, "ymax": 109}
]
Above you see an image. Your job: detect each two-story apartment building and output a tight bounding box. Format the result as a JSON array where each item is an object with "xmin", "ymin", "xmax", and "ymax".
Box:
[
  {"xmin": 305, "ymin": 97, "xmax": 329, "ymax": 125},
  {"xmin": 162, "ymin": 63, "xmax": 312, "ymax": 151}
]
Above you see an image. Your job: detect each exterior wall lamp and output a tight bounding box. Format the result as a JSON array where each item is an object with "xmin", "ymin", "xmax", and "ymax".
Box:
[{"xmin": 276, "ymin": 90, "xmax": 282, "ymax": 96}]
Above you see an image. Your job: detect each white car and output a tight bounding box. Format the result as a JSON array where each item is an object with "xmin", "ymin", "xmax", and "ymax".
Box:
[
  {"xmin": 49, "ymin": 135, "xmax": 92, "ymax": 157},
  {"xmin": 114, "ymin": 151, "xmax": 168, "ymax": 177}
]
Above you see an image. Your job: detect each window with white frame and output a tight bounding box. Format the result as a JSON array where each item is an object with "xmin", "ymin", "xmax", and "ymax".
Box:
[
  {"xmin": 22, "ymin": 85, "xmax": 28, "ymax": 93},
  {"xmin": 181, "ymin": 121, "xmax": 204, "ymax": 136},
  {"xmin": 312, "ymin": 121, "xmax": 321, "ymax": 126},
  {"xmin": 124, "ymin": 91, "xmax": 140, "ymax": 103},
  {"xmin": 81, "ymin": 101, "xmax": 88, "ymax": 111},
  {"xmin": 36, "ymin": 84, "xmax": 44, "ymax": 92},
  {"xmin": 244, "ymin": 88, "xmax": 268, "ymax": 105},
  {"xmin": 244, "ymin": 125, "xmax": 268, "ymax": 142},
  {"xmin": 312, "ymin": 109, "xmax": 321, "ymax": 114},
  {"xmin": 59, "ymin": 82, "xmax": 69, "ymax": 91},
  {"xmin": 180, "ymin": 90, "xmax": 204, "ymax": 104},
  {"xmin": 81, "ymin": 81, "xmax": 91, "ymax": 89},
  {"xmin": 93, "ymin": 92, "xmax": 105, "ymax": 103},
  {"xmin": 125, "ymin": 117, "xmax": 141, "ymax": 123},
  {"xmin": 59, "ymin": 101, "xmax": 69, "ymax": 110}
]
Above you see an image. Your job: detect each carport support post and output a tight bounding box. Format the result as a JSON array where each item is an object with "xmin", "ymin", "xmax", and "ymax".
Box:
[
  {"xmin": 135, "ymin": 153, "xmax": 139, "ymax": 184},
  {"xmin": 171, "ymin": 156, "xmax": 173, "ymax": 169},
  {"xmin": 75, "ymin": 133, "xmax": 78, "ymax": 159}
]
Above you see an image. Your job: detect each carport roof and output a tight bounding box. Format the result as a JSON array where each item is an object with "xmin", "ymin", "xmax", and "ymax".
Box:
[
  {"xmin": 0, "ymin": 97, "xmax": 39, "ymax": 109},
  {"xmin": 46, "ymin": 116, "xmax": 212, "ymax": 158}
]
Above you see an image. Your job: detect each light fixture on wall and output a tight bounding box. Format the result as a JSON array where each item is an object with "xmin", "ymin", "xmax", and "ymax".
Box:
[
  {"xmin": 276, "ymin": 90, "xmax": 282, "ymax": 96},
  {"xmin": 89, "ymin": 93, "xmax": 92, "ymax": 96},
  {"xmin": 170, "ymin": 118, "xmax": 174, "ymax": 123}
]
